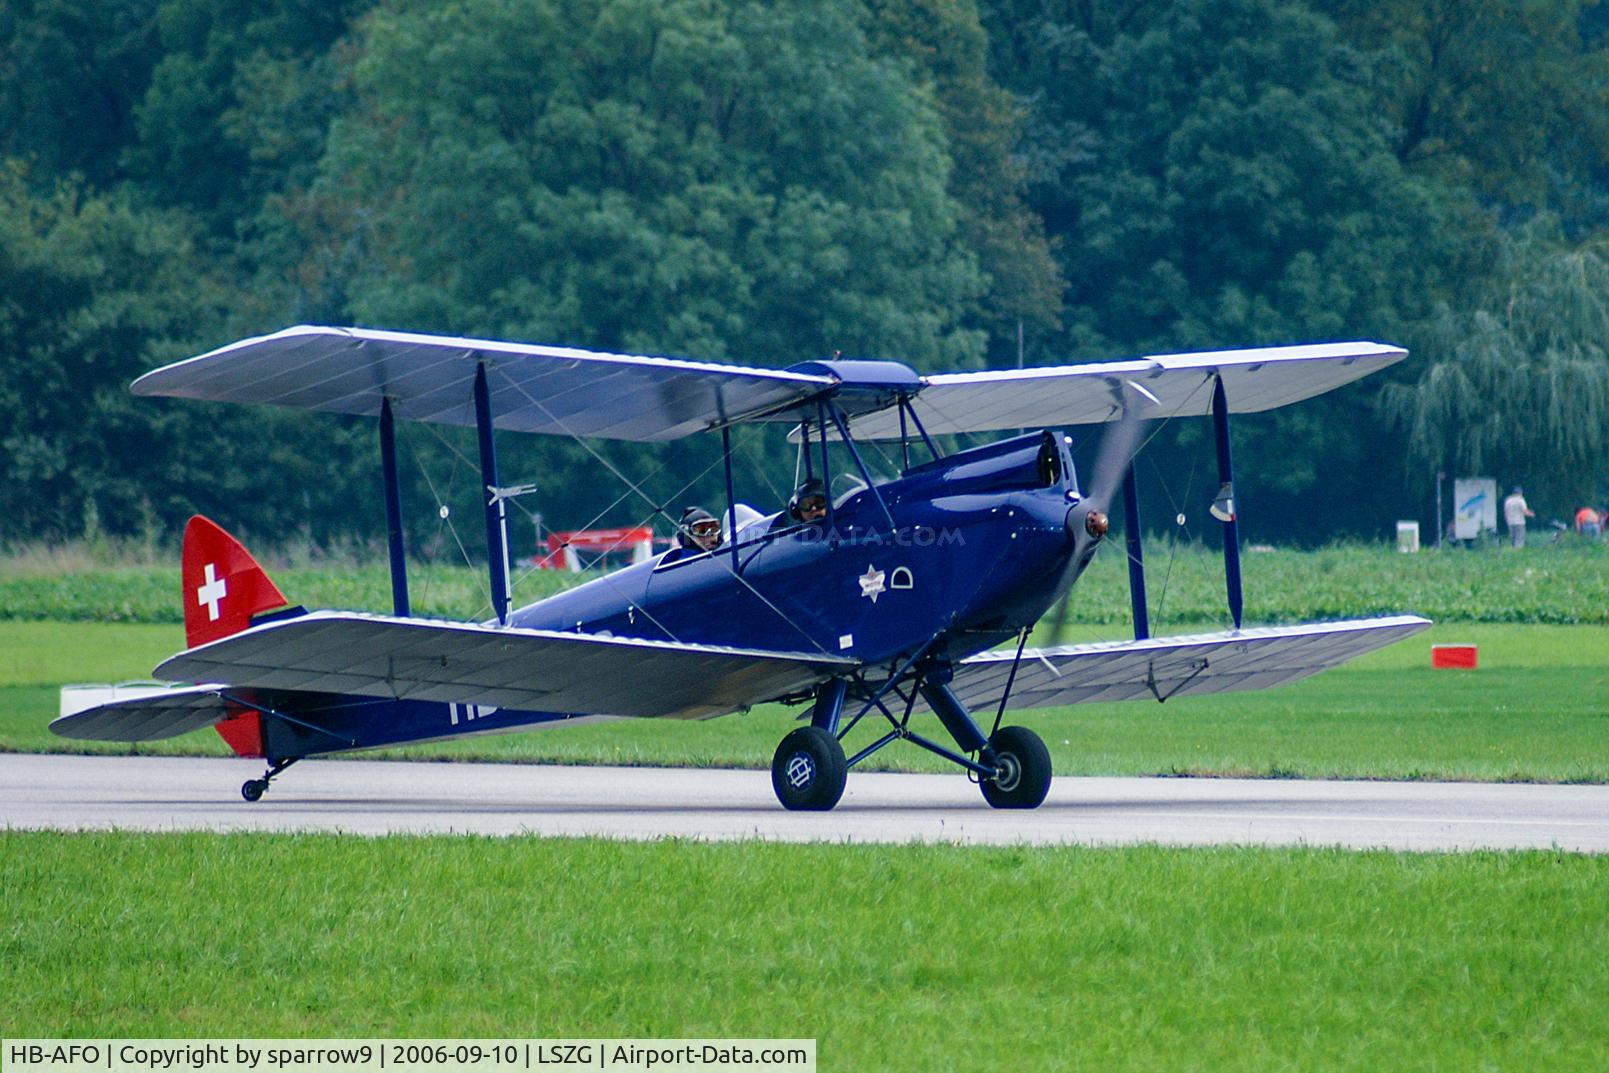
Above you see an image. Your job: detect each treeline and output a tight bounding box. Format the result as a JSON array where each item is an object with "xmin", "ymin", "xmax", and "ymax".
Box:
[{"xmin": 4, "ymin": 0, "xmax": 1608, "ymax": 553}]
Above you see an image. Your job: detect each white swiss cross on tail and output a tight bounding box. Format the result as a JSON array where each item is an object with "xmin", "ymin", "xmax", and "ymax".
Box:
[
  {"xmin": 197, "ymin": 563, "xmax": 227, "ymax": 621},
  {"xmin": 181, "ymin": 515, "xmax": 289, "ymax": 649}
]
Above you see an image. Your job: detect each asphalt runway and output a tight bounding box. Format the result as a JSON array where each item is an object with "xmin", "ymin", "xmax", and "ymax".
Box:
[{"xmin": 4, "ymin": 753, "xmax": 1607, "ymax": 852}]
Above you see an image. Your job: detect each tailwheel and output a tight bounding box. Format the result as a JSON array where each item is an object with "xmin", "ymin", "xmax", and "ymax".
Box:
[
  {"xmin": 771, "ymin": 726, "xmax": 847, "ymax": 811},
  {"xmin": 240, "ymin": 757, "xmax": 298, "ymax": 804},
  {"xmin": 980, "ymin": 726, "xmax": 1051, "ymax": 809}
]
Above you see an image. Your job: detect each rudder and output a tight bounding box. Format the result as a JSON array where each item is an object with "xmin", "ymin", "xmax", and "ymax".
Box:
[{"xmin": 181, "ymin": 515, "xmax": 289, "ymax": 757}]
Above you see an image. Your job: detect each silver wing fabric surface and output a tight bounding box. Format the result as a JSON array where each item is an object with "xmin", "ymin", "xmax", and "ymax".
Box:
[
  {"xmin": 50, "ymin": 684, "xmax": 239, "ymax": 742},
  {"xmin": 837, "ymin": 342, "xmax": 1407, "ymax": 440},
  {"xmin": 150, "ymin": 611, "xmax": 854, "ymax": 719},
  {"xmin": 135, "ymin": 327, "xmax": 1406, "ymax": 444},
  {"xmin": 945, "ymin": 616, "xmax": 1431, "ymax": 712},
  {"xmin": 132, "ymin": 325, "xmax": 835, "ymax": 441}
]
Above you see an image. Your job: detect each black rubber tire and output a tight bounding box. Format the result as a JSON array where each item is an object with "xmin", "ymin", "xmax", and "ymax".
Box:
[
  {"xmin": 980, "ymin": 726, "xmax": 1052, "ymax": 809},
  {"xmin": 771, "ymin": 726, "xmax": 848, "ymax": 811},
  {"xmin": 241, "ymin": 779, "xmax": 266, "ymax": 803}
]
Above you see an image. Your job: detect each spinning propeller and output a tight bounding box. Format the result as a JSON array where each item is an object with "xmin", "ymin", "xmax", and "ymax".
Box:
[{"xmin": 1045, "ymin": 380, "xmax": 1160, "ymax": 640}]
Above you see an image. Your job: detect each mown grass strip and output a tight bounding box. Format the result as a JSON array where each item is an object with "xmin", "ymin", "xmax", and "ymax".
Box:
[{"xmin": 2, "ymin": 832, "xmax": 1605, "ymax": 1071}]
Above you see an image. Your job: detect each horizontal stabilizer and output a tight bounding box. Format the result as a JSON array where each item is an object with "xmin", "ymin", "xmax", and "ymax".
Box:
[
  {"xmin": 947, "ymin": 616, "xmax": 1431, "ymax": 713},
  {"xmin": 50, "ymin": 684, "xmax": 235, "ymax": 742},
  {"xmin": 153, "ymin": 611, "xmax": 854, "ymax": 719}
]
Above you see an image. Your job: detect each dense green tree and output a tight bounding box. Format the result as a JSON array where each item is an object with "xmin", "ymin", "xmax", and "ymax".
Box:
[
  {"xmin": 0, "ymin": 163, "xmax": 218, "ymax": 537},
  {"xmin": 1383, "ymin": 225, "xmax": 1609, "ymax": 513},
  {"xmin": 971, "ymin": 0, "xmax": 1484, "ymax": 539},
  {"xmin": 1314, "ymin": 0, "xmax": 1609, "ymax": 219},
  {"xmin": 5, "ymin": 0, "xmax": 1609, "ymax": 547},
  {"xmin": 863, "ymin": 0, "xmax": 1065, "ymax": 359},
  {"xmin": 981, "ymin": 0, "xmax": 1470, "ymax": 355},
  {"xmin": 0, "ymin": 162, "xmax": 391, "ymax": 546},
  {"xmin": 126, "ymin": 0, "xmax": 370, "ymax": 233},
  {"xmin": 0, "ymin": 0, "xmax": 162, "ymax": 186},
  {"xmin": 287, "ymin": 0, "xmax": 985, "ymax": 367}
]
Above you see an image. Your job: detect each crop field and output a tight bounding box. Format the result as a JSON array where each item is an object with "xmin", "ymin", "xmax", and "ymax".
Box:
[
  {"xmin": 3, "ymin": 832, "xmax": 1607, "ymax": 1071},
  {"xmin": 7, "ymin": 539, "xmax": 1609, "ymax": 626}
]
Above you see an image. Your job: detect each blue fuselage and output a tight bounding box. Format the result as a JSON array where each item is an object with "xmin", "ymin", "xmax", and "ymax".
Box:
[
  {"xmin": 510, "ymin": 431, "xmax": 1101, "ymax": 667},
  {"xmin": 256, "ymin": 431, "xmax": 1106, "ymax": 763}
]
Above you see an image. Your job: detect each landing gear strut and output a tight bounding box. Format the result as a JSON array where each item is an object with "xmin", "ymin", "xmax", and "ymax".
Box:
[
  {"xmin": 768, "ymin": 659, "xmax": 1053, "ymax": 812},
  {"xmin": 240, "ymin": 757, "xmax": 298, "ymax": 803}
]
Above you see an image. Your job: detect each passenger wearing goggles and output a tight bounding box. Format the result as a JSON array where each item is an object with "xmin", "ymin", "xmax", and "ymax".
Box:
[{"xmin": 677, "ymin": 506, "xmax": 723, "ymax": 553}]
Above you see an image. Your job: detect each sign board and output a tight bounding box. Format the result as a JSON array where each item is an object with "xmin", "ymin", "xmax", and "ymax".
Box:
[
  {"xmin": 1396, "ymin": 520, "xmax": 1420, "ymax": 553},
  {"xmin": 1454, "ymin": 478, "xmax": 1497, "ymax": 540}
]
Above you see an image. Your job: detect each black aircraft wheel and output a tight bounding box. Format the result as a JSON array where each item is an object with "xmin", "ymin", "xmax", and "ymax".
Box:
[
  {"xmin": 980, "ymin": 726, "xmax": 1052, "ymax": 810},
  {"xmin": 771, "ymin": 726, "xmax": 848, "ymax": 811},
  {"xmin": 241, "ymin": 779, "xmax": 267, "ymax": 803}
]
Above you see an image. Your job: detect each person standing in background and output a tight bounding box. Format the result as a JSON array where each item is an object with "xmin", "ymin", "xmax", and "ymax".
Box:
[{"xmin": 1504, "ymin": 486, "xmax": 1534, "ymax": 547}]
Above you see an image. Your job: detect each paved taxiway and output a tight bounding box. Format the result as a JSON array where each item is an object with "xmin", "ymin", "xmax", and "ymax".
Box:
[{"xmin": 4, "ymin": 753, "xmax": 1607, "ymax": 852}]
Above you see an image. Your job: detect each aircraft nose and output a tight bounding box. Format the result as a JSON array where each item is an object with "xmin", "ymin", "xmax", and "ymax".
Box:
[{"xmin": 1066, "ymin": 503, "xmax": 1110, "ymax": 546}]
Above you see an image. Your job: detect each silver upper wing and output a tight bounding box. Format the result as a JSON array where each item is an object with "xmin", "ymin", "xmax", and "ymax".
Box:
[
  {"xmin": 150, "ymin": 611, "xmax": 855, "ymax": 719},
  {"xmin": 133, "ymin": 325, "xmax": 835, "ymax": 442},
  {"xmin": 137, "ymin": 329, "xmax": 1405, "ymax": 444},
  {"xmin": 837, "ymin": 342, "xmax": 1407, "ymax": 440},
  {"xmin": 945, "ymin": 616, "xmax": 1431, "ymax": 712}
]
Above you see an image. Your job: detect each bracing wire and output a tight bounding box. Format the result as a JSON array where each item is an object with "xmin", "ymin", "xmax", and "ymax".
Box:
[
  {"xmin": 491, "ymin": 368, "xmax": 837, "ymax": 657},
  {"xmin": 504, "ymin": 452, "xmax": 679, "ymax": 596},
  {"xmin": 408, "ymin": 431, "xmax": 492, "ymax": 617},
  {"xmin": 413, "ymin": 406, "xmax": 686, "ymax": 636},
  {"xmin": 1148, "ymin": 450, "xmax": 1199, "ymax": 631},
  {"xmin": 505, "ymin": 443, "xmax": 752, "ymax": 646}
]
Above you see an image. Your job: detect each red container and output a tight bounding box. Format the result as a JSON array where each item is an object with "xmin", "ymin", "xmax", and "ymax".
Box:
[{"xmin": 1431, "ymin": 644, "xmax": 1478, "ymax": 670}]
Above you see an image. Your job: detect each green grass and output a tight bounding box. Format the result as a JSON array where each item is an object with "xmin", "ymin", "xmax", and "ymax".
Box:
[
  {"xmin": 8, "ymin": 540, "xmax": 1609, "ymax": 625},
  {"xmin": 9, "ymin": 620, "xmax": 1609, "ymax": 782},
  {"xmin": 1, "ymin": 620, "xmax": 182, "ymax": 685},
  {"xmin": 2, "ymin": 832, "xmax": 1606, "ymax": 1071}
]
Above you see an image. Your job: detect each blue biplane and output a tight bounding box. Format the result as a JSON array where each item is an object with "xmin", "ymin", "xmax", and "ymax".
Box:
[{"xmin": 52, "ymin": 327, "xmax": 1429, "ymax": 810}]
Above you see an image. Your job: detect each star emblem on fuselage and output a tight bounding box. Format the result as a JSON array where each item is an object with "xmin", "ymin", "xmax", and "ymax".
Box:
[{"xmin": 858, "ymin": 564, "xmax": 886, "ymax": 603}]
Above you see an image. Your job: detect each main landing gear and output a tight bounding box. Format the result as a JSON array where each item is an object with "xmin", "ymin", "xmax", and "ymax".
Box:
[
  {"xmin": 978, "ymin": 725, "xmax": 1052, "ymax": 809},
  {"xmin": 240, "ymin": 757, "xmax": 299, "ymax": 803},
  {"xmin": 770, "ymin": 663, "xmax": 1052, "ymax": 812},
  {"xmin": 771, "ymin": 726, "xmax": 848, "ymax": 811}
]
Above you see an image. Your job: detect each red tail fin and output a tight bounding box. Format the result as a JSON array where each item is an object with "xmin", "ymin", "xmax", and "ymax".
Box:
[
  {"xmin": 182, "ymin": 515, "xmax": 288, "ymax": 648},
  {"xmin": 181, "ymin": 516, "xmax": 288, "ymax": 759}
]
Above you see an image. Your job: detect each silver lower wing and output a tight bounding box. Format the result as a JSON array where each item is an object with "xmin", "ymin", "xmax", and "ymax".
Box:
[
  {"xmin": 151, "ymin": 611, "xmax": 855, "ymax": 719},
  {"xmin": 949, "ymin": 616, "xmax": 1432, "ymax": 712}
]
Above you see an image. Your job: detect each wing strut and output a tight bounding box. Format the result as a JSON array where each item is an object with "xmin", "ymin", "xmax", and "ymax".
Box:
[
  {"xmin": 474, "ymin": 363, "xmax": 512, "ymax": 624},
  {"xmin": 1211, "ymin": 374, "xmax": 1243, "ymax": 630},
  {"xmin": 1122, "ymin": 460, "xmax": 1149, "ymax": 640},
  {"xmin": 721, "ymin": 424, "xmax": 740, "ymax": 572},
  {"xmin": 828, "ymin": 405, "xmax": 895, "ymax": 528},
  {"xmin": 379, "ymin": 397, "xmax": 411, "ymax": 616}
]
